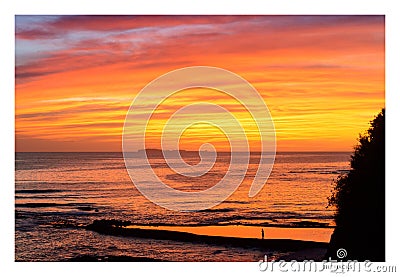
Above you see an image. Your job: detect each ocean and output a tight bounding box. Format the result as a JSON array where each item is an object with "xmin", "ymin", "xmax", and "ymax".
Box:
[{"xmin": 15, "ymin": 152, "xmax": 350, "ymax": 261}]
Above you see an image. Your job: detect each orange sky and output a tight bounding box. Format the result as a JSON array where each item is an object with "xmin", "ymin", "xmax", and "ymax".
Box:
[{"xmin": 15, "ymin": 15, "xmax": 385, "ymax": 152}]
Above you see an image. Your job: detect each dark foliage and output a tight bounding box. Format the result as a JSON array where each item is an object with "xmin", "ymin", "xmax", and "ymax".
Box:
[{"xmin": 326, "ymin": 109, "xmax": 385, "ymax": 261}]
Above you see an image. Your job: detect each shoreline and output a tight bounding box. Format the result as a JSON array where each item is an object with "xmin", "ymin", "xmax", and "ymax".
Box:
[
  {"xmin": 85, "ymin": 221, "xmax": 328, "ymax": 254},
  {"xmin": 126, "ymin": 222, "xmax": 334, "ymax": 228},
  {"xmin": 126, "ymin": 225, "xmax": 333, "ymax": 243}
]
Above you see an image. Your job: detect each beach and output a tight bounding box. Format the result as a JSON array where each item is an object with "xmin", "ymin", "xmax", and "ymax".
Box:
[
  {"xmin": 125, "ymin": 225, "xmax": 333, "ymax": 242},
  {"xmin": 80, "ymin": 220, "xmax": 330, "ymax": 261}
]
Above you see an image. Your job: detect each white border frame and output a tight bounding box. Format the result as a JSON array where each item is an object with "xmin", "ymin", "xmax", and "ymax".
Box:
[{"xmin": 1, "ymin": 1, "xmax": 399, "ymax": 276}]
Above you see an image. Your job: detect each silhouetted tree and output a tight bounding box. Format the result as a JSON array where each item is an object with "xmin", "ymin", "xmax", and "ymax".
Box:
[{"xmin": 326, "ymin": 109, "xmax": 385, "ymax": 261}]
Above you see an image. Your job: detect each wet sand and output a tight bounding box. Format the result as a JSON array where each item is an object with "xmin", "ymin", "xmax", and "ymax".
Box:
[
  {"xmin": 85, "ymin": 221, "xmax": 329, "ymax": 261},
  {"xmin": 127, "ymin": 225, "xmax": 333, "ymax": 243}
]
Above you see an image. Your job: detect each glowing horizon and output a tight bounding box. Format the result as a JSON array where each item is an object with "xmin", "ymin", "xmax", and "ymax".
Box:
[{"xmin": 15, "ymin": 15, "xmax": 385, "ymax": 152}]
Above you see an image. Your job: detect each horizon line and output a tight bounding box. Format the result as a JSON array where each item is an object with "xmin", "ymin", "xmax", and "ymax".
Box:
[{"xmin": 15, "ymin": 150, "xmax": 353, "ymax": 153}]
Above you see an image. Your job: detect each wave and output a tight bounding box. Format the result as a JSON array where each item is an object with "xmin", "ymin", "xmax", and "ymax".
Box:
[
  {"xmin": 15, "ymin": 189, "xmax": 65, "ymax": 194},
  {"xmin": 197, "ymin": 208, "xmax": 235, "ymax": 213},
  {"xmin": 15, "ymin": 202, "xmax": 95, "ymax": 210},
  {"xmin": 288, "ymin": 169, "xmax": 349, "ymax": 174}
]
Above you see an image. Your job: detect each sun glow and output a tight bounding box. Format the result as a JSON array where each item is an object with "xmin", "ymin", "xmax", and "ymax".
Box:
[{"xmin": 15, "ymin": 15, "xmax": 385, "ymax": 152}]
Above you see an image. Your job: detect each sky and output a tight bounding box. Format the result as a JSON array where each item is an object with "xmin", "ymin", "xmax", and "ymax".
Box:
[{"xmin": 15, "ymin": 15, "xmax": 385, "ymax": 152}]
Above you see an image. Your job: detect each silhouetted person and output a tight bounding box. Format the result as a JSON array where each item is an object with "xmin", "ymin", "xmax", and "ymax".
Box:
[{"xmin": 261, "ymin": 228, "xmax": 264, "ymax": 239}]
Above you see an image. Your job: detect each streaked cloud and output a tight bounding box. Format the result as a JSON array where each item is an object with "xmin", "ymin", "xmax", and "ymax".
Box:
[{"xmin": 15, "ymin": 15, "xmax": 385, "ymax": 152}]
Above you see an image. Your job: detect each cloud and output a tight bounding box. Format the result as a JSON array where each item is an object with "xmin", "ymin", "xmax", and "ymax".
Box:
[
  {"xmin": 15, "ymin": 15, "xmax": 384, "ymax": 83},
  {"xmin": 16, "ymin": 102, "xmax": 128, "ymax": 120},
  {"xmin": 39, "ymin": 96, "xmax": 132, "ymax": 103},
  {"xmin": 15, "ymin": 15, "xmax": 385, "ymax": 152}
]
